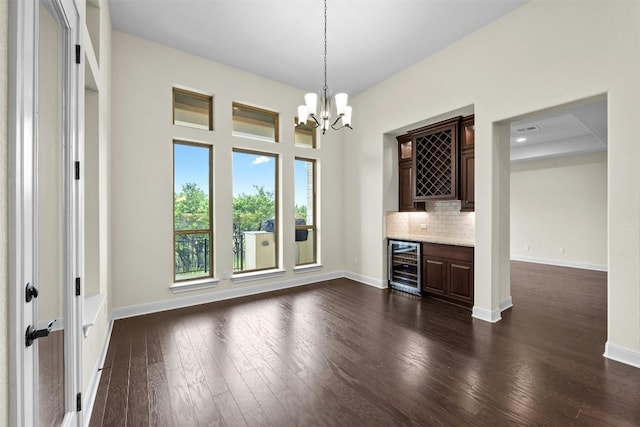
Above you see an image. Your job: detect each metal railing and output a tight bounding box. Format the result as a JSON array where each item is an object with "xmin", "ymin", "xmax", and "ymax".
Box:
[{"xmin": 175, "ymin": 233, "xmax": 210, "ymax": 277}]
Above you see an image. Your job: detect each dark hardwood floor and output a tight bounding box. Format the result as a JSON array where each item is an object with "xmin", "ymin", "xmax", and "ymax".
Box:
[{"xmin": 89, "ymin": 262, "xmax": 640, "ymax": 426}]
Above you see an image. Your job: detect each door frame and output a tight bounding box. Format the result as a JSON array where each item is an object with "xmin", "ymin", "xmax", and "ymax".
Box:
[{"xmin": 8, "ymin": 0, "xmax": 84, "ymax": 425}]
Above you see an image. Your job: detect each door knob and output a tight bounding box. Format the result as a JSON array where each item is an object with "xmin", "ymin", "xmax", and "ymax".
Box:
[
  {"xmin": 25, "ymin": 319, "xmax": 56, "ymax": 347},
  {"xmin": 25, "ymin": 282, "xmax": 39, "ymax": 303}
]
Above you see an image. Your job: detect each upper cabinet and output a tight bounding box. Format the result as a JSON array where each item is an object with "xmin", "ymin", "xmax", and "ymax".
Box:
[
  {"xmin": 396, "ymin": 114, "xmax": 475, "ymax": 211},
  {"xmin": 410, "ymin": 117, "xmax": 460, "ymax": 202},
  {"xmin": 460, "ymin": 115, "xmax": 475, "ymax": 212}
]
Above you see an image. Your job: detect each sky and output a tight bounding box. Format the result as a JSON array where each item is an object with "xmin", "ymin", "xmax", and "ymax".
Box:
[{"xmin": 174, "ymin": 144, "xmax": 310, "ymax": 207}]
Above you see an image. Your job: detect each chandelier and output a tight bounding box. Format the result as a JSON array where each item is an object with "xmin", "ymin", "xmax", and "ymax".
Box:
[{"xmin": 296, "ymin": 0, "xmax": 353, "ymax": 135}]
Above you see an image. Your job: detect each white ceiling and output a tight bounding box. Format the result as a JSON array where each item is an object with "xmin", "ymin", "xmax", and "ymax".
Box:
[
  {"xmin": 510, "ymin": 99, "xmax": 607, "ymax": 162},
  {"xmin": 109, "ymin": 0, "xmax": 529, "ymax": 96}
]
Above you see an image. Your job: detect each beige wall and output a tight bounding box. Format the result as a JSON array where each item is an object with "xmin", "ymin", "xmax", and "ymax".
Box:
[
  {"xmin": 510, "ymin": 151, "xmax": 607, "ymax": 270},
  {"xmin": 0, "ymin": 0, "xmax": 8, "ymax": 422},
  {"xmin": 111, "ymin": 31, "xmax": 345, "ymax": 309},
  {"xmin": 347, "ymin": 0, "xmax": 640, "ymax": 353}
]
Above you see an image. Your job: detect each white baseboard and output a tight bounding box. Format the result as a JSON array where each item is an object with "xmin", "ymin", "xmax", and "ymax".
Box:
[
  {"xmin": 83, "ymin": 314, "xmax": 114, "ymax": 427},
  {"xmin": 604, "ymin": 342, "xmax": 640, "ymax": 369},
  {"xmin": 472, "ymin": 305, "xmax": 502, "ymax": 323},
  {"xmin": 344, "ymin": 271, "xmax": 386, "ymax": 289},
  {"xmin": 499, "ymin": 296, "xmax": 513, "ymax": 312},
  {"xmin": 510, "ymin": 255, "xmax": 607, "ymax": 272},
  {"xmin": 111, "ymin": 270, "xmax": 345, "ymax": 320}
]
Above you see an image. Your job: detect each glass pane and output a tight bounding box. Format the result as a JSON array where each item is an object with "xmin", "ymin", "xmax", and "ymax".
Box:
[
  {"xmin": 173, "ymin": 88, "xmax": 212, "ymax": 130},
  {"xmin": 296, "ymin": 229, "xmax": 315, "ymax": 265},
  {"xmin": 38, "ymin": 1, "xmax": 65, "ymax": 425},
  {"xmin": 295, "ymin": 159, "xmax": 314, "ymax": 226},
  {"xmin": 295, "ymin": 158, "xmax": 316, "ymax": 265},
  {"xmin": 174, "ymin": 143, "xmax": 210, "ymax": 231},
  {"xmin": 295, "ymin": 119, "xmax": 315, "ymax": 148},
  {"xmin": 175, "ymin": 233, "xmax": 211, "ymax": 281},
  {"xmin": 233, "ymin": 151, "xmax": 277, "ymax": 272},
  {"xmin": 232, "ymin": 103, "xmax": 278, "ymax": 142}
]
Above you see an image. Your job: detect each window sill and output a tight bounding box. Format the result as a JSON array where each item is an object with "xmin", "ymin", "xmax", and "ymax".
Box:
[
  {"xmin": 83, "ymin": 292, "xmax": 106, "ymax": 338},
  {"xmin": 231, "ymin": 269, "xmax": 285, "ymax": 284},
  {"xmin": 293, "ymin": 264, "xmax": 323, "ymax": 273},
  {"xmin": 170, "ymin": 277, "xmax": 219, "ymax": 294}
]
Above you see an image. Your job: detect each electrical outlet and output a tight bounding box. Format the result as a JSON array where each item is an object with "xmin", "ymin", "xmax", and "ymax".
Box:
[
  {"xmin": 524, "ymin": 244, "xmax": 529, "ymax": 251},
  {"xmin": 222, "ymin": 271, "xmax": 229, "ymax": 279},
  {"xmin": 354, "ymin": 257, "xmax": 359, "ymax": 265},
  {"xmin": 419, "ymin": 223, "xmax": 427, "ymax": 230},
  {"xmin": 559, "ymin": 247, "xmax": 565, "ymax": 254}
]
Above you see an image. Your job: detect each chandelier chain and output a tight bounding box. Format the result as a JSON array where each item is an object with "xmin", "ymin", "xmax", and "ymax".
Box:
[{"xmin": 323, "ymin": 0, "xmax": 327, "ymax": 92}]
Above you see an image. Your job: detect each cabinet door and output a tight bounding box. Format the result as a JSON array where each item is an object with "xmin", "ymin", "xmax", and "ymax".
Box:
[
  {"xmin": 423, "ymin": 256, "xmax": 447, "ymax": 295},
  {"xmin": 413, "ymin": 118, "xmax": 459, "ymax": 201},
  {"xmin": 448, "ymin": 261, "xmax": 473, "ymax": 304},
  {"xmin": 399, "ymin": 161, "xmax": 415, "ymax": 211},
  {"xmin": 460, "ymin": 150, "xmax": 475, "ymax": 211},
  {"xmin": 461, "ymin": 115, "xmax": 475, "ymax": 150}
]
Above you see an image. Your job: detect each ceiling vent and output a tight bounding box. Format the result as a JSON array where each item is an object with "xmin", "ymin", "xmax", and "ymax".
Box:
[{"xmin": 515, "ymin": 125, "xmax": 539, "ymax": 133}]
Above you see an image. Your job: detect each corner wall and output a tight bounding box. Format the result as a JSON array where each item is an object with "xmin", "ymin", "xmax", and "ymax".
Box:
[
  {"xmin": 0, "ymin": 0, "xmax": 8, "ymax": 422},
  {"xmin": 346, "ymin": 0, "xmax": 640, "ymax": 362}
]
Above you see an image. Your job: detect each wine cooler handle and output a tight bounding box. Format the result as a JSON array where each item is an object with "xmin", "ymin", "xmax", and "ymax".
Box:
[{"xmin": 387, "ymin": 243, "xmax": 392, "ymax": 282}]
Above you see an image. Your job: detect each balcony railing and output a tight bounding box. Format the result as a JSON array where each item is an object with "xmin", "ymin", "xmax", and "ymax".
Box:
[{"xmin": 175, "ymin": 233, "xmax": 210, "ymax": 279}]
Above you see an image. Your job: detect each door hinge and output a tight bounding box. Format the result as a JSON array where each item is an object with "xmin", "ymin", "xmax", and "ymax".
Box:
[
  {"xmin": 75, "ymin": 277, "xmax": 81, "ymax": 296},
  {"xmin": 75, "ymin": 44, "xmax": 81, "ymax": 64},
  {"xmin": 76, "ymin": 392, "xmax": 82, "ymax": 411},
  {"xmin": 75, "ymin": 161, "xmax": 80, "ymax": 180}
]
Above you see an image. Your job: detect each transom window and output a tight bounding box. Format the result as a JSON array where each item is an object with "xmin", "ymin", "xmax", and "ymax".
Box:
[
  {"xmin": 232, "ymin": 102, "xmax": 279, "ymax": 142},
  {"xmin": 173, "ymin": 88, "xmax": 213, "ymax": 130}
]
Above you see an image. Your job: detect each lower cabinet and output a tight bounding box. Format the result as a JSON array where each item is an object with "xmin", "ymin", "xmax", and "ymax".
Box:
[{"xmin": 422, "ymin": 243, "xmax": 474, "ymax": 307}]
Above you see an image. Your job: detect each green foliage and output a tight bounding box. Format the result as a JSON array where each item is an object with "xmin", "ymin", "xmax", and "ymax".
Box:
[
  {"xmin": 233, "ymin": 185, "xmax": 275, "ymax": 232},
  {"xmin": 295, "ymin": 204, "xmax": 307, "ymax": 221},
  {"xmin": 175, "ymin": 182, "xmax": 209, "ymax": 230}
]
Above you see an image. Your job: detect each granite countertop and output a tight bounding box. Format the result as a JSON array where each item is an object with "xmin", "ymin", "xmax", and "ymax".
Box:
[{"xmin": 386, "ymin": 234, "xmax": 475, "ymax": 247}]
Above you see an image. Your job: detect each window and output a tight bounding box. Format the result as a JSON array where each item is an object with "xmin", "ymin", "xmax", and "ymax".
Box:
[
  {"xmin": 173, "ymin": 88, "xmax": 213, "ymax": 130},
  {"xmin": 294, "ymin": 118, "xmax": 316, "ymax": 148},
  {"xmin": 174, "ymin": 141, "xmax": 213, "ymax": 281},
  {"xmin": 295, "ymin": 158, "xmax": 316, "ymax": 265},
  {"xmin": 232, "ymin": 150, "xmax": 279, "ymax": 272},
  {"xmin": 232, "ymin": 102, "xmax": 279, "ymax": 142}
]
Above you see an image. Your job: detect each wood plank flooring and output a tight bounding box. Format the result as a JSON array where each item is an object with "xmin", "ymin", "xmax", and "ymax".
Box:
[{"xmin": 89, "ymin": 262, "xmax": 640, "ymax": 426}]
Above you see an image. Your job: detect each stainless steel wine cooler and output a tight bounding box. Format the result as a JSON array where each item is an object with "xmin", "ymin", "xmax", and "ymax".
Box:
[{"xmin": 388, "ymin": 240, "xmax": 421, "ymax": 295}]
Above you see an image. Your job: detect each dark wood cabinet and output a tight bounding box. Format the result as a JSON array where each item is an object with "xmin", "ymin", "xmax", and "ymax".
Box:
[
  {"xmin": 409, "ymin": 117, "xmax": 460, "ymax": 201},
  {"xmin": 397, "ymin": 134, "xmax": 424, "ymax": 212},
  {"xmin": 422, "ymin": 242, "xmax": 474, "ymax": 307},
  {"xmin": 460, "ymin": 115, "xmax": 475, "ymax": 212}
]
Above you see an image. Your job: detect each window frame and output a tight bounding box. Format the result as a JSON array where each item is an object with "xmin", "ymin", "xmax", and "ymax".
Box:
[
  {"xmin": 173, "ymin": 140, "xmax": 214, "ymax": 282},
  {"xmin": 172, "ymin": 87, "xmax": 214, "ymax": 131},
  {"xmin": 294, "ymin": 117, "xmax": 317, "ymax": 148},
  {"xmin": 232, "ymin": 148, "xmax": 280, "ymax": 274},
  {"xmin": 232, "ymin": 102, "xmax": 280, "ymax": 142},
  {"xmin": 294, "ymin": 157, "xmax": 317, "ymax": 266}
]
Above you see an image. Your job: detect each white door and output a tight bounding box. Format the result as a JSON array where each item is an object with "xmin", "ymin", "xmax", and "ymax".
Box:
[{"xmin": 9, "ymin": 0, "xmax": 82, "ymax": 425}]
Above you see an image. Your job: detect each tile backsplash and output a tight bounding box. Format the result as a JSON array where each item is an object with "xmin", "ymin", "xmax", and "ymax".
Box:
[{"xmin": 386, "ymin": 200, "xmax": 475, "ymax": 242}]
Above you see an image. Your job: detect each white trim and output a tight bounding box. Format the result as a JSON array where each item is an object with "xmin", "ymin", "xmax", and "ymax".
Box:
[
  {"xmin": 112, "ymin": 270, "xmax": 345, "ymax": 320},
  {"xmin": 293, "ymin": 263, "xmax": 323, "ymax": 273},
  {"xmin": 231, "ymin": 268, "xmax": 285, "ymax": 284},
  {"xmin": 510, "ymin": 255, "xmax": 607, "ymax": 272},
  {"xmin": 344, "ymin": 270, "xmax": 386, "ymax": 289},
  {"xmin": 83, "ymin": 292, "xmax": 106, "ymax": 336},
  {"xmin": 82, "ymin": 313, "xmax": 114, "ymax": 427},
  {"xmin": 472, "ymin": 305, "xmax": 502, "ymax": 323},
  {"xmin": 604, "ymin": 342, "xmax": 640, "ymax": 369},
  {"xmin": 169, "ymin": 277, "xmax": 219, "ymax": 294},
  {"xmin": 499, "ymin": 296, "xmax": 513, "ymax": 312}
]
